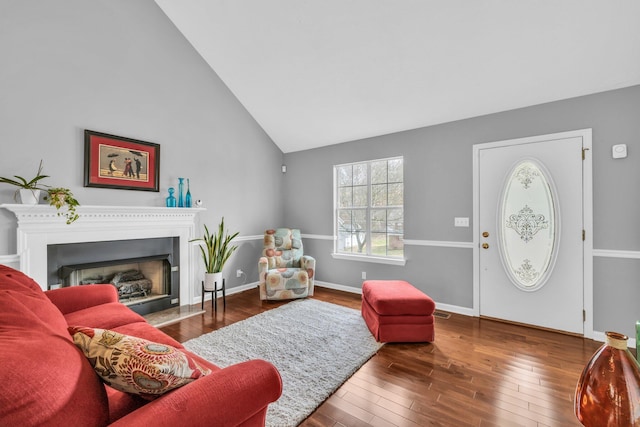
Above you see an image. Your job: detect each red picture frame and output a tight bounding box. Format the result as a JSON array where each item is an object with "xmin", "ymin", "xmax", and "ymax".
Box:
[{"xmin": 84, "ymin": 130, "xmax": 160, "ymax": 192}]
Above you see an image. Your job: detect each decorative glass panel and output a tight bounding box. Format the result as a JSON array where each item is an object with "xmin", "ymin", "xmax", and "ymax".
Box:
[{"xmin": 499, "ymin": 160, "xmax": 557, "ymax": 291}]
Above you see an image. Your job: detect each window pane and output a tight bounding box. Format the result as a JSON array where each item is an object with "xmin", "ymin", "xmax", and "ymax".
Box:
[
  {"xmin": 371, "ymin": 233, "xmax": 387, "ymax": 256},
  {"xmin": 388, "ymin": 183, "xmax": 403, "ymax": 206},
  {"xmin": 388, "ymin": 159, "xmax": 403, "ymax": 183},
  {"xmin": 338, "ymin": 187, "xmax": 352, "ymax": 208},
  {"xmin": 371, "ymin": 184, "xmax": 387, "ymax": 207},
  {"xmin": 353, "ymin": 163, "xmax": 367, "ymax": 185},
  {"xmin": 371, "ymin": 209, "xmax": 386, "ymax": 232},
  {"xmin": 337, "ymin": 165, "xmax": 352, "ymax": 187},
  {"xmin": 388, "ymin": 209, "xmax": 403, "ymax": 235},
  {"xmin": 371, "ymin": 161, "xmax": 387, "ymax": 184},
  {"xmin": 353, "ymin": 185, "xmax": 368, "ymax": 207},
  {"xmin": 388, "ymin": 234, "xmax": 404, "ymax": 256}
]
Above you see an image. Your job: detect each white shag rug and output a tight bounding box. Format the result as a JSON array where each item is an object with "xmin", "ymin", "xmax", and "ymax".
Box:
[{"xmin": 183, "ymin": 298, "xmax": 383, "ymax": 427}]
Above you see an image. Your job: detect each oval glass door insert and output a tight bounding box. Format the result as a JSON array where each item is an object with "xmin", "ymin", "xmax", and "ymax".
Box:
[{"xmin": 499, "ymin": 159, "xmax": 558, "ymax": 291}]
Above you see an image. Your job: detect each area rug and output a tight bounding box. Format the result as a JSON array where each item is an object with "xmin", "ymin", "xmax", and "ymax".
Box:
[{"xmin": 183, "ymin": 298, "xmax": 383, "ymax": 427}]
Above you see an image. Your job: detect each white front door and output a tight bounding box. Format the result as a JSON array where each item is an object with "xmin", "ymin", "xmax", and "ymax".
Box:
[{"xmin": 474, "ymin": 130, "xmax": 591, "ymax": 334}]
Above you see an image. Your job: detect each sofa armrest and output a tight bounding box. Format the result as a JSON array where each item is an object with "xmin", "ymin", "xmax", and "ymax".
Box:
[
  {"xmin": 110, "ymin": 359, "xmax": 282, "ymax": 427},
  {"xmin": 45, "ymin": 284, "xmax": 118, "ymax": 315}
]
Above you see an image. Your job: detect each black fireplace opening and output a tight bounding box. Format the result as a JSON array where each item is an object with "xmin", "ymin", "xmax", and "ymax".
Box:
[{"xmin": 47, "ymin": 237, "xmax": 179, "ymax": 316}]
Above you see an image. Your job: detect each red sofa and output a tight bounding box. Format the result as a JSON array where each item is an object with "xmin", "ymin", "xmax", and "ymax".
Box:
[{"xmin": 0, "ymin": 265, "xmax": 282, "ymax": 426}]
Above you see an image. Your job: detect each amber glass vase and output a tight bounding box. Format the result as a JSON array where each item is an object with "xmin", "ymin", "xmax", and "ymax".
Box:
[{"xmin": 574, "ymin": 331, "xmax": 640, "ymax": 426}]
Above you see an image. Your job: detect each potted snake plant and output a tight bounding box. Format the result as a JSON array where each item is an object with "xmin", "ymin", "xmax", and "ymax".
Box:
[{"xmin": 191, "ymin": 217, "xmax": 239, "ymax": 291}]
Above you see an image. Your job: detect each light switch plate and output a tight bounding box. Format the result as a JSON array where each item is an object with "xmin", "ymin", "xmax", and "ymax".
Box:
[{"xmin": 454, "ymin": 217, "xmax": 469, "ymax": 227}]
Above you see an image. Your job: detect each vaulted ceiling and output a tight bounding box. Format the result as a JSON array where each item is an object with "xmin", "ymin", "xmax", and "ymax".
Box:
[{"xmin": 155, "ymin": 1, "xmax": 640, "ymax": 153}]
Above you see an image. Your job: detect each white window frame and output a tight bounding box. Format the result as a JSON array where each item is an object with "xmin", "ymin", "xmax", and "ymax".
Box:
[{"xmin": 332, "ymin": 156, "xmax": 406, "ymax": 266}]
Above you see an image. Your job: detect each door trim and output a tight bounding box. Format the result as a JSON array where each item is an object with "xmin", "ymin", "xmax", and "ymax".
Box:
[{"xmin": 472, "ymin": 129, "xmax": 593, "ymax": 338}]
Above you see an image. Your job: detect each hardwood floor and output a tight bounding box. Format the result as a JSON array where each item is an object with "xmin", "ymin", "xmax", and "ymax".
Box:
[{"xmin": 160, "ymin": 287, "xmax": 602, "ymax": 427}]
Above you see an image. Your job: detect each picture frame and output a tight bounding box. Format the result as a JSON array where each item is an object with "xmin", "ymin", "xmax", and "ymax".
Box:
[{"xmin": 84, "ymin": 130, "xmax": 160, "ymax": 192}]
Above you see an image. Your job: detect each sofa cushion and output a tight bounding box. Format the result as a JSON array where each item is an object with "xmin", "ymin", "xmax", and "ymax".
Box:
[
  {"xmin": 112, "ymin": 321, "xmax": 184, "ymax": 349},
  {"xmin": 64, "ymin": 301, "xmax": 146, "ymax": 330},
  {"xmin": 69, "ymin": 326, "xmax": 211, "ymax": 398},
  {"xmin": 0, "ymin": 291, "xmax": 109, "ymax": 426},
  {"xmin": 0, "ymin": 266, "xmax": 69, "ymax": 336}
]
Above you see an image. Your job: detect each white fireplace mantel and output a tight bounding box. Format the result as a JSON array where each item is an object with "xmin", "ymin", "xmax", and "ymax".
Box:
[{"xmin": 1, "ymin": 204, "xmax": 205, "ymax": 306}]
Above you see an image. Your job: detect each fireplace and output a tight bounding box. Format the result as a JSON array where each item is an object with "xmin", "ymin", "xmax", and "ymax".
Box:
[
  {"xmin": 48, "ymin": 237, "xmax": 179, "ymax": 315},
  {"xmin": 0, "ymin": 205, "xmax": 204, "ymax": 310}
]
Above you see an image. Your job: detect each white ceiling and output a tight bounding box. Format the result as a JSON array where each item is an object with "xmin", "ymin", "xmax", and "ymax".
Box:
[{"xmin": 155, "ymin": 1, "xmax": 640, "ymax": 153}]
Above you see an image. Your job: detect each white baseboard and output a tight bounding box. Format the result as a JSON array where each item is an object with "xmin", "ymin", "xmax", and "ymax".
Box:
[
  {"xmin": 315, "ymin": 280, "xmax": 362, "ymax": 294},
  {"xmin": 191, "ymin": 281, "xmax": 258, "ymax": 305}
]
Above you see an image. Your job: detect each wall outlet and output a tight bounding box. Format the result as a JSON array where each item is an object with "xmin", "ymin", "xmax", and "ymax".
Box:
[
  {"xmin": 454, "ymin": 217, "xmax": 470, "ymax": 227},
  {"xmin": 361, "ymin": 271, "xmax": 366, "ymax": 280},
  {"xmin": 236, "ymin": 269, "xmax": 243, "ymax": 278}
]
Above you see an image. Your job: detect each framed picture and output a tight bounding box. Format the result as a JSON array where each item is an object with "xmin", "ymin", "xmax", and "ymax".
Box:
[{"xmin": 84, "ymin": 130, "xmax": 160, "ymax": 192}]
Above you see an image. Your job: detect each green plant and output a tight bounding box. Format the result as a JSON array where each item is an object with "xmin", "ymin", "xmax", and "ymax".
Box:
[
  {"xmin": 0, "ymin": 160, "xmax": 49, "ymax": 201},
  {"xmin": 191, "ymin": 217, "xmax": 239, "ymax": 273},
  {"xmin": 44, "ymin": 187, "xmax": 80, "ymax": 224}
]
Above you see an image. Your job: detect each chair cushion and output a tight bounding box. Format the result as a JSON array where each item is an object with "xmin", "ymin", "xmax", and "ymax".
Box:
[
  {"xmin": 263, "ymin": 228, "xmax": 304, "ymax": 268},
  {"xmin": 69, "ymin": 326, "xmax": 211, "ymax": 399},
  {"xmin": 265, "ymin": 268, "xmax": 309, "ymax": 293}
]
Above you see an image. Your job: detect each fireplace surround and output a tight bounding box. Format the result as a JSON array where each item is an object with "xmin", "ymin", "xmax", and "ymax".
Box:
[{"xmin": 0, "ymin": 204, "xmax": 204, "ymax": 309}]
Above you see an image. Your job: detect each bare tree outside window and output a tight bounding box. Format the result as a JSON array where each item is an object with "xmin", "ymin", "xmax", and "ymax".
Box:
[{"xmin": 335, "ymin": 157, "xmax": 403, "ymax": 258}]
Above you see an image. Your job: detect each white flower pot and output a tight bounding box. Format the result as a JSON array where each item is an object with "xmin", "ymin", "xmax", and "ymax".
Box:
[
  {"xmin": 19, "ymin": 189, "xmax": 41, "ymax": 205},
  {"xmin": 204, "ymin": 272, "xmax": 223, "ymax": 291}
]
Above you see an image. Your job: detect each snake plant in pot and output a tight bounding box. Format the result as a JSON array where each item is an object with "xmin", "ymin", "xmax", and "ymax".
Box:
[{"xmin": 191, "ymin": 217, "xmax": 239, "ymax": 291}]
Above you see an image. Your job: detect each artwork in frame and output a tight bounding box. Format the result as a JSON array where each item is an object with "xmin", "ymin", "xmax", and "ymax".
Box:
[{"xmin": 84, "ymin": 130, "xmax": 160, "ymax": 192}]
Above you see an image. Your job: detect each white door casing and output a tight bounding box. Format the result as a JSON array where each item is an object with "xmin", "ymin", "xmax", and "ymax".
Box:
[{"xmin": 472, "ymin": 129, "xmax": 593, "ymax": 337}]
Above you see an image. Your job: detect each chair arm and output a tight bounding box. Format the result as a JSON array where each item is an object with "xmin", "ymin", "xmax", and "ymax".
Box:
[
  {"xmin": 258, "ymin": 257, "xmax": 269, "ymax": 274},
  {"xmin": 301, "ymin": 255, "xmax": 316, "ymax": 272},
  {"xmin": 110, "ymin": 359, "xmax": 282, "ymax": 427},
  {"xmin": 45, "ymin": 284, "xmax": 118, "ymax": 315}
]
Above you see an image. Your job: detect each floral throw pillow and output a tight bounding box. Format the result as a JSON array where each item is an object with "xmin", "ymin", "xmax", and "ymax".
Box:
[{"xmin": 68, "ymin": 326, "xmax": 210, "ymax": 398}]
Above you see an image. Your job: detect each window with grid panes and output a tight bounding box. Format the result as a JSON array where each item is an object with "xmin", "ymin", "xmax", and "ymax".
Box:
[{"xmin": 334, "ymin": 157, "xmax": 404, "ymax": 259}]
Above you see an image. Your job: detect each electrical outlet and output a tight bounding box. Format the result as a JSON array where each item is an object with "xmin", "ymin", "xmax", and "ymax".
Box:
[
  {"xmin": 236, "ymin": 269, "xmax": 243, "ymax": 278},
  {"xmin": 361, "ymin": 271, "xmax": 366, "ymax": 280}
]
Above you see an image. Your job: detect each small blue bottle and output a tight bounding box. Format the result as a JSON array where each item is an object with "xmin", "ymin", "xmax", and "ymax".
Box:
[
  {"xmin": 177, "ymin": 177, "xmax": 184, "ymax": 207},
  {"xmin": 166, "ymin": 187, "xmax": 176, "ymax": 207},
  {"xmin": 185, "ymin": 178, "xmax": 192, "ymax": 208}
]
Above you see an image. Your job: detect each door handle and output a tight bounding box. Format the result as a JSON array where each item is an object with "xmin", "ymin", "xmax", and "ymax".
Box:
[
  {"xmin": 482, "ymin": 231, "xmax": 489, "ymax": 238},
  {"xmin": 482, "ymin": 243, "xmax": 489, "ymax": 249}
]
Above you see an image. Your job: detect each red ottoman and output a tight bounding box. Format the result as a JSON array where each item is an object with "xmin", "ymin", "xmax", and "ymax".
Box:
[{"xmin": 361, "ymin": 280, "xmax": 436, "ymax": 343}]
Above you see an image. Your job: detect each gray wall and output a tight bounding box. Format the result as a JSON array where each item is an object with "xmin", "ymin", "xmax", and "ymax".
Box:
[
  {"xmin": 0, "ymin": 1, "xmax": 283, "ymax": 293},
  {"xmin": 1, "ymin": 0, "xmax": 638, "ymax": 337},
  {"xmin": 284, "ymin": 85, "xmax": 640, "ymax": 337}
]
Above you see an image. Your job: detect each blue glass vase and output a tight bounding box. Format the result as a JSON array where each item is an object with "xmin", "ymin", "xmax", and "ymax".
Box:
[
  {"xmin": 185, "ymin": 178, "xmax": 192, "ymax": 208},
  {"xmin": 177, "ymin": 178, "xmax": 184, "ymax": 207},
  {"xmin": 165, "ymin": 187, "xmax": 176, "ymax": 207}
]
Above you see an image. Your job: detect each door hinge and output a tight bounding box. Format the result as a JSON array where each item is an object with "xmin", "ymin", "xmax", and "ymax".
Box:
[
  {"xmin": 582, "ymin": 147, "xmax": 590, "ymax": 160},
  {"xmin": 583, "ymin": 310, "xmax": 586, "ymax": 322},
  {"xmin": 582, "ymin": 230, "xmax": 586, "ymax": 241}
]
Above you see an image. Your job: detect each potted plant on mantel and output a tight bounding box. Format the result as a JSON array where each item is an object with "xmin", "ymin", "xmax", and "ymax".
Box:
[
  {"xmin": 44, "ymin": 187, "xmax": 80, "ymax": 225},
  {"xmin": 191, "ymin": 217, "xmax": 239, "ymax": 291},
  {"xmin": 0, "ymin": 160, "xmax": 81, "ymax": 224}
]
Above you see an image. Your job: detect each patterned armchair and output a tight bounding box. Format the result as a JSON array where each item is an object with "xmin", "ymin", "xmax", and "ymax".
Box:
[{"xmin": 258, "ymin": 228, "xmax": 315, "ymax": 300}]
